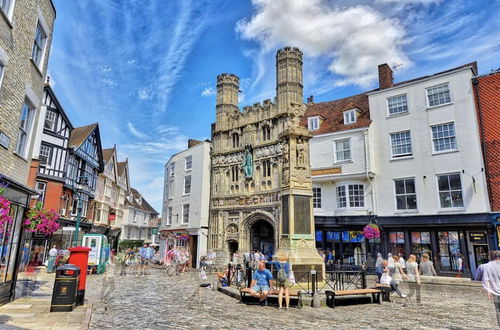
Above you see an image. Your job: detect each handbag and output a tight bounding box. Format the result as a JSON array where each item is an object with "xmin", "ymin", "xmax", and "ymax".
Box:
[{"xmin": 288, "ymin": 270, "xmax": 296, "ymax": 284}]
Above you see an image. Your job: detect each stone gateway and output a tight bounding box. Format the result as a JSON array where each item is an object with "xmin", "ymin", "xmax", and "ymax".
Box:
[{"xmin": 208, "ymin": 47, "xmax": 323, "ymax": 272}]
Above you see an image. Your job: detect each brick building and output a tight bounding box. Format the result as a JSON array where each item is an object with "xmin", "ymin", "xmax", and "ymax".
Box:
[
  {"xmin": 473, "ymin": 70, "xmax": 500, "ymax": 246},
  {"xmin": 0, "ymin": 0, "xmax": 56, "ymax": 304}
]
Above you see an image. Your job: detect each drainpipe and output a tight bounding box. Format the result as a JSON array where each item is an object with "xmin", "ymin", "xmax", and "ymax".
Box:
[{"xmin": 363, "ymin": 130, "xmax": 377, "ymax": 217}]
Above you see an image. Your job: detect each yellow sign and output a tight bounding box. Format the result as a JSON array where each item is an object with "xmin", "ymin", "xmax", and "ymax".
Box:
[{"xmin": 311, "ymin": 168, "xmax": 341, "ymax": 176}]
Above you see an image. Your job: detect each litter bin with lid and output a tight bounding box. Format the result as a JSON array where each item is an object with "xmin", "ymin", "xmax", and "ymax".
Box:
[{"xmin": 50, "ymin": 264, "xmax": 80, "ymax": 312}]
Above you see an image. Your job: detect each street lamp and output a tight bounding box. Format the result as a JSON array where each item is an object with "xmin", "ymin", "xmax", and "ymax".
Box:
[{"xmin": 72, "ymin": 176, "xmax": 89, "ymax": 247}]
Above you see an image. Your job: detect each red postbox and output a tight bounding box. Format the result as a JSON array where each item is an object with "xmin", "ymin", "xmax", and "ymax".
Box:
[{"xmin": 68, "ymin": 247, "xmax": 91, "ymax": 306}]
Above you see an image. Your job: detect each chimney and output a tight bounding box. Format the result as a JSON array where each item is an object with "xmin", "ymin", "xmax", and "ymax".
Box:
[
  {"xmin": 307, "ymin": 95, "xmax": 314, "ymax": 103},
  {"xmin": 378, "ymin": 63, "xmax": 393, "ymax": 89},
  {"xmin": 188, "ymin": 139, "xmax": 203, "ymax": 148}
]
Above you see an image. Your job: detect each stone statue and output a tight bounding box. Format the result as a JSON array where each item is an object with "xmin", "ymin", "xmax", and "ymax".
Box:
[
  {"xmin": 241, "ymin": 146, "xmax": 254, "ymax": 178},
  {"xmin": 296, "ymin": 138, "xmax": 305, "ymax": 165}
]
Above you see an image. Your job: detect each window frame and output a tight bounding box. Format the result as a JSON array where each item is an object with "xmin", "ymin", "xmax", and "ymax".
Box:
[
  {"xmin": 183, "ymin": 175, "xmax": 191, "ymax": 195},
  {"xmin": 426, "ymin": 83, "xmax": 452, "ymax": 108},
  {"xmin": 232, "ymin": 133, "xmax": 240, "ymax": 148},
  {"xmin": 0, "ymin": 0, "xmax": 14, "ymax": 21},
  {"xmin": 336, "ymin": 183, "xmax": 365, "ymax": 209},
  {"xmin": 31, "ymin": 20, "xmax": 48, "ymax": 69},
  {"xmin": 39, "ymin": 143, "xmax": 53, "ymax": 166},
  {"xmin": 334, "ymin": 138, "xmax": 351, "ymax": 163},
  {"xmin": 44, "ymin": 109, "xmax": 57, "ymax": 131},
  {"xmin": 169, "ymin": 162, "xmax": 175, "ymax": 177},
  {"xmin": 167, "ymin": 207, "xmax": 172, "ymax": 225},
  {"xmin": 387, "ymin": 93, "xmax": 409, "ymax": 116},
  {"xmin": 390, "ymin": 130, "xmax": 413, "ymax": 159},
  {"xmin": 15, "ymin": 101, "xmax": 35, "ymax": 158},
  {"xmin": 394, "ymin": 177, "xmax": 417, "ymax": 211},
  {"xmin": 262, "ymin": 159, "xmax": 271, "ymax": 177},
  {"xmin": 436, "ymin": 173, "xmax": 464, "ymax": 209},
  {"xmin": 343, "ymin": 110, "xmax": 357, "ymax": 125},
  {"xmin": 313, "ymin": 187, "xmax": 322, "ymax": 209},
  {"xmin": 185, "ymin": 155, "xmax": 192, "ymax": 171},
  {"xmin": 182, "ymin": 204, "xmax": 189, "ymax": 224},
  {"xmin": 35, "ymin": 180, "xmax": 47, "ymax": 203},
  {"xmin": 308, "ymin": 116, "xmax": 320, "ymax": 131},
  {"xmin": 0, "ymin": 62, "xmax": 5, "ymax": 92},
  {"xmin": 431, "ymin": 122, "xmax": 458, "ymax": 153}
]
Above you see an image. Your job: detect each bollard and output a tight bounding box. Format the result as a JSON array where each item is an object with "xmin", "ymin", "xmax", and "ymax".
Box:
[
  {"xmin": 227, "ymin": 263, "xmax": 231, "ymax": 286},
  {"xmin": 246, "ymin": 265, "xmax": 252, "ymax": 288},
  {"xmin": 311, "ymin": 268, "xmax": 321, "ymax": 308}
]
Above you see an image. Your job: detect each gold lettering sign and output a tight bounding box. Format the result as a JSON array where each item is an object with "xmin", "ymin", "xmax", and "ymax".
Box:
[{"xmin": 311, "ymin": 168, "xmax": 341, "ymax": 176}]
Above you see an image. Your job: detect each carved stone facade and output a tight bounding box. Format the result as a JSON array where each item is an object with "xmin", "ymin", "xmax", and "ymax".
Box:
[{"xmin": 209, "ymin": 47, "xmax": 323, "ymax": 270}]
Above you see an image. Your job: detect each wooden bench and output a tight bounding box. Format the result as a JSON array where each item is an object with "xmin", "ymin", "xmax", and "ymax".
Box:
[
  {"xmin": 374, "ymin": 284, "xmax": 392, "ymax": 302},
  {"xmin": 325, "ymin": 289, "xmax": 381, "ymax": 308},
  {"xmin": 239, "ymin": 287, "xmax": 302, "ymax": 308}
]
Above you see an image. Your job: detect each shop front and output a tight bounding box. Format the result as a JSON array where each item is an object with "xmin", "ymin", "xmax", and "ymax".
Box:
[
  {"xmin": 0, "ymin": 175, "xmax": 37, "ymax": 305},
  {"xmin": 378, "ymin": 213, "xmax": 493, "ymax": 277},
  {"xmin": 160, "ymin": 229, "xmax": 191, "ymax": 264},
  {"xmin": 315, "ymin": 216, "xmax": 381, "ymax": 267}
]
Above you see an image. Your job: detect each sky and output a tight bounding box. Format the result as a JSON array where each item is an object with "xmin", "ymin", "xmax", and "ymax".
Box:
[{"xmin": 48, "ymin": 0, "xmax": 500, "ymax": 213}]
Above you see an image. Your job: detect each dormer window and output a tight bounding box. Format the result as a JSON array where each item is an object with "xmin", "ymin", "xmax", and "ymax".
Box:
[
  {"xmin": 308, "ymin": 116, "xmax": 320, "ymax": 131},
  {"xmin": 343, "ymin": 110, "xmax": 357, "ymax": 125}
]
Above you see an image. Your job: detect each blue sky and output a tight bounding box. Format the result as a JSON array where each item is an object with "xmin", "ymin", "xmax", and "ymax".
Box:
[{"xmin": 49, "ymin": 0, "xmax": 500, "ymax": 212}]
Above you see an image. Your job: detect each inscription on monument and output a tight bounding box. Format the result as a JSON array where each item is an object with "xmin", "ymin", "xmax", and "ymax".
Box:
[{"xmin": 293, "ymin": 195, "xmax": 311, "ymax": 235}]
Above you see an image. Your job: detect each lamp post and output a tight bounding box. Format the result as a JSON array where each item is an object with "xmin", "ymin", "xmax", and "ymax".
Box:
[{"xmin": 72, "ymin": 176, "xmax": 89, "ymax": 247}]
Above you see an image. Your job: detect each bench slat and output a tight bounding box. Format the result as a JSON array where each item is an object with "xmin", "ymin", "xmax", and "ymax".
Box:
[{"xmin": 334, "ymin": 289, "xmax": 381, "ymax": 296}]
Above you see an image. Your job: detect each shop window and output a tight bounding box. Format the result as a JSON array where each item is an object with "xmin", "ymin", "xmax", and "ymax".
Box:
[
  {"xmin": 389, "ymin": 232, "xmax": 405, "ymax": 256},
  {"xmin": 438, "ymin": 231, "xmax": 462, "ymax": 271},
  {"xmin": 411, "ymin": 231, "xmax": 432, "ymax": 260},
  {"xmin": 0, "ymin": 204, "xmax": 18, "ymax": 283}
]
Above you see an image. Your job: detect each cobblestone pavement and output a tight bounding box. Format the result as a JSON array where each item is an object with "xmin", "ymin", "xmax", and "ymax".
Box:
[{"xmin": 86, "ymin": 266, "xmax": 498, "ymax": 330}]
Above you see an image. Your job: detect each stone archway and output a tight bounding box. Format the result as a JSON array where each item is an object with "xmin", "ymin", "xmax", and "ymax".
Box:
[{"xmin": 241, "ymin": 211, "xmax": 277, "ymax": 255}]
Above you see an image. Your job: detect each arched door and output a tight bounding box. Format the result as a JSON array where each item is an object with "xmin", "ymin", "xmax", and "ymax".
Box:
[{"xmin": 250, "ymin": 219, "xmax": 275, "ymax": 256}]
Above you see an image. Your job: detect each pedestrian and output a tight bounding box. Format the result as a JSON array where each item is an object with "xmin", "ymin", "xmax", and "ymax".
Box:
[
  {"xmin": 480, "ymin": 250, "xmax": 500, "ymax": 327},
  {"xmin": 139, "ymin": 244, "xmax": 150, "ymax": 275},
  {"xmin": 392, "ymin": 255, "xmax": 407, "ymax": 284},
  {"xmin": 405, "ymin": 254, "xmax": 422, "ymax": 306},
  {"xmin": 232, "ymin": 251, "xmax": 240, "ymax": 265},
  {"xmin": 387, "ymin": 253, "xmax": 395, "ymax": 275},
  {"xmin": 46, "ymin": 245, "xmax": 58, "ymax": 273},
  {"xmin": 249, "ymin": 261, "xmax": 273, "ymax": 306},
  {"xmin": 398, "ymin": 253, "xmax": 406, "ymax": 269},
  {"xmin": 376, "ymin": 260, "xmax": 407, "ymax": 298},
  {"xmin": 118, "ymin": 249, "xmax": 129, "ymax": 276},
  {"xmin": 420, "ymin": 253, "xmax": 437, "ymax": 276},
  {"xmin": 375, "ymin": 253, "xmax": 384, "ymax": 268},
  {"xmin": 273, "ymin": 253, "xmax": 292, "ymax": 310},
  {"xmin": 20, "ymin": 243, "xmax": 30, "ymax": 272}
]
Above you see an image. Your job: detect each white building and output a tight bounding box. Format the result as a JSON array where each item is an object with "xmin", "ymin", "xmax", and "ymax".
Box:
[
  {"xmin": 369, "ymin": 63, "xmax": 491, "ymax": 275},
  {"xmin": 305, "ymin": 94, "xmax": 377, "ymax": 266},
  {"xmin": 160, "ymin": 139, "xmax": 211, "ymax": 268},
  {"xmin": 122, "ymin": 188, "xmax": 159, "ymax": 243}
]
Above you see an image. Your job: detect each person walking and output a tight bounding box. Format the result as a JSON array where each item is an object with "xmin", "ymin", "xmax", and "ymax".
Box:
[
  {"xmin": 273, "ymin": 254, "xmax": 292, "ymax": 310},
  {"xmin": 405, "ymin": 254, "xmax": 422, "ymax": 306},
  {"xmin": 118, "ymin": 249, "xmax": 129, "ymax": 276},
  {"xmin": 480, "ymin": 250, "xmax": 500, "ymax": 327},
  {"xmin": 46, "ymin": 245, "xmax": 58, "ymax": 273},
  {"xmin": 420, "ymin": 253, "xmax": 437, "ymax": 276},
  {"xmin": 375, "ymin": 253, "xmax": 384, "ymax": 268},
  {"xmin": 392, "ymin": 255, "xmax": 408, "ymax": 284},
  {"xmin": 399, "ymin": 253, "xmax": 406, "ymax": 270}
]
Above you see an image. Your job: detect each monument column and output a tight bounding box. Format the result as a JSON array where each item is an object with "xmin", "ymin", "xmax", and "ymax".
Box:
[{"xmin": 276, "ymin": 104, "xmax": 324, "ymax": 273}]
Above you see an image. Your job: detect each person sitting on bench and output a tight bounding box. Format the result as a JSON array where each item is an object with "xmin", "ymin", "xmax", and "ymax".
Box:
[
  {"xmin": 249, "ymin": 261, "xmax": 273, "ymax": 306},
  {"xmin": 377, "ymin": 260, "xmax": 407, "ymax": 298}
]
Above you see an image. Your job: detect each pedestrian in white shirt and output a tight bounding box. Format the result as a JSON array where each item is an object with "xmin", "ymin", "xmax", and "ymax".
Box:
[
  {"xmin": 481, "ymin": 250, "xmax": 500, "ymax": 327},
  {"xmin": 399, "ymin": 253, "xmax": 406, "ymax": 269}
]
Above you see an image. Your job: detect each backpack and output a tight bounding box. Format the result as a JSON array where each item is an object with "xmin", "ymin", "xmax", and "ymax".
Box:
[{"xmin": 277, "ymin": 263, "xmax": 287, "ymax": 282}]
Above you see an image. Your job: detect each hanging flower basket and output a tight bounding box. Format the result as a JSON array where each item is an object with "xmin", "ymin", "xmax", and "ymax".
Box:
[
  {"xmin": 363, "ymin": 224, "xmax": 380, "ymax": 240},
  {"xmin": 24, "ymin": 202, "xmax": 60, "ymax": 236},
  {"xmin": 0, "ymin": 196, "xmax": 14, "ymax": 233}
]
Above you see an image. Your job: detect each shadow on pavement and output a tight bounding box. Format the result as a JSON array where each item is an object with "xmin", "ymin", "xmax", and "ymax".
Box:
[{"xmin": 0, "ymin": 314, "xmax": 29, "ymax": 329}]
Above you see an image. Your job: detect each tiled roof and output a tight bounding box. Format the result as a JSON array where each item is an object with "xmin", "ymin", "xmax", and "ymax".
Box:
[
  {"xmin": 302, "ymin": 93, "xmax": 371, "ymax": 135},
  {"xmin": 68, "ymin": 123, "xmax": 97, "ymax": 148},
  {"xmin": 102, "ymin": 148, "xmax": 115, "ymax": 163},
  {"xmin": 117, "ymin": 160, "xmax": 128, "ymax": 176},
  {"xmin": 126, "ymin": 188, "xmax": 158, "ymax": 214}
]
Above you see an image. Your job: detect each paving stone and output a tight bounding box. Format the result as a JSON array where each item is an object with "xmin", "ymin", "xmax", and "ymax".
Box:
[{"xmin": 84, "ymin": 269, "xmax": 498, "ymax": 329}]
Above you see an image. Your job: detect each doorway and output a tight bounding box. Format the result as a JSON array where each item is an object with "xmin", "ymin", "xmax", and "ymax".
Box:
[
  {"xmin": 250, "ymin": 219, "xmax": 274, "ymax": 256},
  {"xmin": 473, "ymin": 244, "xmax": 489, "ymax": 267}
]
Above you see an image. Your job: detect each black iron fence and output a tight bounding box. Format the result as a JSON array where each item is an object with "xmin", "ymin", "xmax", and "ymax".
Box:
[{"xmin": 224, "ymin": 263, "xmax": 367, "ymax": 296}]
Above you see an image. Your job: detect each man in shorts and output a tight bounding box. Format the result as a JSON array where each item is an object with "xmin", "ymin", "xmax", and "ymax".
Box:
[
  {"xmin": 249, "ymin": 261, "xmax": 273, "ymax": 306},
  {"xmin": 139, "ymin": 244, "xmax": 150, "ymax": 275}
]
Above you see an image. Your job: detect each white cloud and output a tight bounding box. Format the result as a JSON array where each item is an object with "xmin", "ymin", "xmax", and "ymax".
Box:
[
  {"xmin": 236, "ymin": 0, "xmax": 411, "ymax": 87},
  {"xmin": 138, "ymin": 87, "xmax": 153, "ymax": 100},
  {"xmin": 127, "ymin": 122, "xmax": 149, "ymax": 140},
  {"xmin": 201, "ymin": 86, "xmax": 216, "ymax": 97}
]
